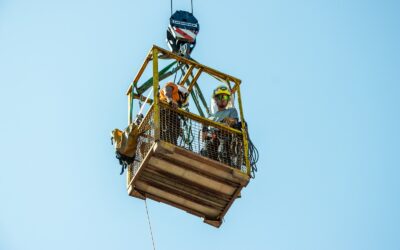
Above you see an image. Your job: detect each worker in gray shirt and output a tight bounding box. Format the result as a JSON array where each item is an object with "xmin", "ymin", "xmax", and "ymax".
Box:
[{"xmin": 202, "ymin": 86, "xmax": 238, "ymax": 167}]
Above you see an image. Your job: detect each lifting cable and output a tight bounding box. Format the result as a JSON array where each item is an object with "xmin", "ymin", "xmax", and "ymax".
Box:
[
  {"xmin": 181, "ymin": 117, "xmax": 194, "ymax": 150},
  {"xmin": 136, "ymin": 61, "xmax": 178, "ymax": 95},
  {"xmin": 245, "ymin": 127, "xmax": 259, "ymax": 178},
  {"xmin": 170, "ymin": 0, "xmax": 194, "ymax": 14},
  {"xmin": 173, "ymin": 62, "xmax": 184, "ymax": 84},
  {"xmin": 144, "ymin": 199, "xmax": 156, "ymax": 250}
]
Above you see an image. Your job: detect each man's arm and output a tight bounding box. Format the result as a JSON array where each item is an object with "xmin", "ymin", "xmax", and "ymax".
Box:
[
  {"xmin": 223, "ymin": 108, "xmax": 239, "ymax": 127},
  {"xmin": 224, "ymin": 117, "xmax": 238, "ymax": 126},
  {"xmin": 163, "ymin": 86, "xmax": 178, "ymax": 108}
]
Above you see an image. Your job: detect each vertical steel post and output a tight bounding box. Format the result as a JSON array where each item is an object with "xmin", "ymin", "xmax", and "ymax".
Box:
[
  {"xmin": 236, "ymin": 84, "xmax": 251, "ymax": 176},
  {"xmin": 126, "ymin": 165, "xmax": 133, "ymax": 189},
  {"xmin": 127, "ymin": 86, "xmax": 133, "ymax": 188},
  {"xmin": 128, "ymin": 86, "xmax": 133, "ymax": 124},
  {"xmin": 152, "ymin": 47, "xmax": 160, "ymax": 141}
]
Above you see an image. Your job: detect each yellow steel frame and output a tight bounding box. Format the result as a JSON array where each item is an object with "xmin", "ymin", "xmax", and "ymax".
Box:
[
  {"xmin": 126, "ymin": 45, "xmax": 250, "ymax": 176},
  {"xmin": 152, "ymin": 48, "xmax": 160, "ymax": 141},
  {"xmin": 179, "ymin": 65, "xmax": 194, "ymax": 86}
]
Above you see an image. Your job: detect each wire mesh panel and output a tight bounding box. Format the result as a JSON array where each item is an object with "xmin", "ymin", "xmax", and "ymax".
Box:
[
  {"xmin": 128, "ymin": 102, "xmax": 247, "ymax": 185},
  {"xmin": 159, "ymin": 103, "xmax": 246, "ymax": 172},
  {"xmin": 131, "ymin": 107, "xmax": 155, "ymax": 176}
]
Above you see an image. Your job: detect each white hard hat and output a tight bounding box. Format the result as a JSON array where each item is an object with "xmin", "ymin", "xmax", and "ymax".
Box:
[{"xmin": 177, "ymin": 85, "xmax": 188, "ymax": 95}]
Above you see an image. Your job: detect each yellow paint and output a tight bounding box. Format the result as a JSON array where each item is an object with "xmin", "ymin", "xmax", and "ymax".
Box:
[
  {"xmin": 124, "ymin": 45, "xmax": 251, "ymax": 177},
  {"xmin": 152, "ymin": 47, "xmax": 160, "ymax": 141},
  {"xmin": 237, "ymin": 86, "xmax": 251, "ymax": 176}
]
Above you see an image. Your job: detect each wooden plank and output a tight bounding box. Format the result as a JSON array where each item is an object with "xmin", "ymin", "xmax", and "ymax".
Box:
[
  {"xmin": 156, "ymin": 152, "xmax": 239, "ymax": 187},
  {"xmin": 147, "ymin": 157, "xmax": 236, "ymax": 195},
  {"xmin": 143, "ymin": 192, "xmax": 206, "ymax": 219},
  {"xmin": 172, "ymin": 145, "xmax": 250, "ymax": 186},
  {"xmin": 128, "ymin": 187, "xmax": 146, "ymax": 200},
  {"xmin": 153, "ymin": 141, "xmax": 250, "ymax": 186},
  {"xmin": 157, "ymin": 149, "xmax": 248, "ymax": 186},
  {"xmin": 135, "ymin": 180, "xmax": 220, "ymax": 217},
  {"xmin": 204, "ymin": 218, "xmax": 222, "ymax": 228},
  {"xmin": 232, "ymin": 170, "xmax": 251, "ymax": 187},
  {"xmin": 218, "ymin": 186, "xmax": 244, "ymax": 223},
  {"xmin": 156, "ymin": 141, "xmax": 229, "ymax": 172},
  {"xmin": 143, "ymin": 166, "xmax": 231, "ymax": 204},
  {"xmin": 140, "ymin": 171, "xmax": 226, "ymax": 210}
]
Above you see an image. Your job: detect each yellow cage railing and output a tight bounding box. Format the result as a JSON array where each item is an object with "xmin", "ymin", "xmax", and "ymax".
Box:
[
  {"xmin": 122, "ymin": 45, "xmax": 251, "ymax": 227},
  {"xmin": 127, "ymin": 102, "xmax": 249, "ymax": 185},
  {"xmin": 126, "ymin": 45, "xmax": 250, "ymax": 181}
]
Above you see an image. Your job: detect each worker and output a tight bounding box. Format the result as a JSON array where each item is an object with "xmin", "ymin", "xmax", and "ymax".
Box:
[
  {"xmin": 202, "ymin": 85, "xmax": 238, "ymax": 166},
  {"xmin": 159, "ymin": 82, "xmax": 189, "ymax": 145}
]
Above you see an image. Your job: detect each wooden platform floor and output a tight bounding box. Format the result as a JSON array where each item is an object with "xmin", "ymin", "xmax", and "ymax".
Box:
[{"xmin": 127, "ymin": 141, "xmax": 250, "ymax": 227}]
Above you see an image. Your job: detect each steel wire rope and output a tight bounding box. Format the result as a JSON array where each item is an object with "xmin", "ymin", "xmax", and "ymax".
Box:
[
  {"xmin": 144, "ymin": 199, "xmax": 156, "ymax": 250},
  {"xmin": 181, "ymin": 116, "xmax": 194, "ymax": 150},
  {"xmin": 170, "ymin": 0, "xmax": 195, "ymax": 17}
]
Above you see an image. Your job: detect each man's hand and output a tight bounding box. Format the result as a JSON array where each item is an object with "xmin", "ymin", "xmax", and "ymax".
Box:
[
  {"xmin": 166, "ymin": 98, "xmax": 179, "ymax": 109},
  {"xmin": 223, "ymin": 117, "xmax": 237, "ymax": 127}
]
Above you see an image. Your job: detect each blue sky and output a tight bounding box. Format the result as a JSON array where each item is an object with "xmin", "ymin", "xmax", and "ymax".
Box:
[{"xmin": 1, "ymin": 0, "xmax": 399, "ymax": 249}]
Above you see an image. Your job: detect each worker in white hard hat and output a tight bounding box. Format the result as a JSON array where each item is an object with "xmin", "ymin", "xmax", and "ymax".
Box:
[{"xmin": 159, "ymin": 82, "xmax": 189, "ymax": 145}]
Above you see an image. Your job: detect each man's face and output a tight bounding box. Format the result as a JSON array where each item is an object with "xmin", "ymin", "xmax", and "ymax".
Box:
[{"xmin": 215, "ymin": 94, "xmax": 230, "ymax": 109}]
